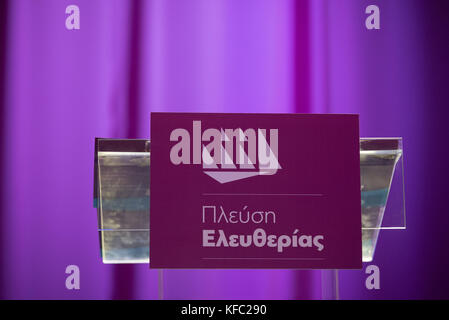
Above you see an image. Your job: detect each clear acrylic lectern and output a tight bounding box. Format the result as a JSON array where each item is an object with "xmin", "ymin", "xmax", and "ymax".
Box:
[{"xmin": 93, "ymin": 137, "xmax": 405, "ymax": 299}]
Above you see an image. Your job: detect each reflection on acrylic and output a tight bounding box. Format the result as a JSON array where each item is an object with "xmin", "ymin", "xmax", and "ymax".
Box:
[
  {"xmin": 95, "ymin": 139, "xmax": 150, "ymax": 263},
  {"xmin": 360, "ymin": 139, "xmax": 402, "ymax": 262}
]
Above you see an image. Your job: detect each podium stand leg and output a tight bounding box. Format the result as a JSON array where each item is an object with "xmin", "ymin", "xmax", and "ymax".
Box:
[
  {"xmin": 157, "ymin": 269, "xmax": 164, "ymax": 300},
  {"xmin": 321, "ymin": 269, "xmax": 339, "ymax": 300}
]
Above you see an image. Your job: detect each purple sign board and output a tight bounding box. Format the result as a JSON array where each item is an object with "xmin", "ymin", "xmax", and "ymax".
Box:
[{"xmin": 150, "ymin": 113, "xmax": 362, "ymax": 269}]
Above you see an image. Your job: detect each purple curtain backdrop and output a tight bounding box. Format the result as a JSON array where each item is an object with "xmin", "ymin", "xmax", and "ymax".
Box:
[
  {"xmin": 319, "ymin": 0, "xmax": 449, "ymax": 299},
  {"xmin": 1, "ymin": 0, "xmax": 449, "ymax": 299}
]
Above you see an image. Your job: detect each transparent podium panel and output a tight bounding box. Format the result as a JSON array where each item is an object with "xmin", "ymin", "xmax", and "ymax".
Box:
[
  {"xmin": 94, "ymin": 138, "xmax": 150, "ymax": 263},
  {"xmin": 360, "ymin": 138, "xmax": 405, "ymax": 262},
  {"xmin": 93, "ymin": 137, "xmax": 405, "ymax": 298}
]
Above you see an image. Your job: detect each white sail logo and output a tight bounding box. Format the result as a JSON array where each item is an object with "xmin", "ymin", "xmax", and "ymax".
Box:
[{"xmin": 169, "ymin": 121, "xmax": 281, "ymax": 183}]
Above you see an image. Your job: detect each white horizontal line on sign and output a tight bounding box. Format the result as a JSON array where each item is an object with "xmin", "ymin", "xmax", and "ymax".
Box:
[
  {"xmin": 202, "ymin": 257, "xmax": 325, "ymax": 260},
  {"xmin": 202, "ymin": 193, "xmax": 324, "ymax": 196}
]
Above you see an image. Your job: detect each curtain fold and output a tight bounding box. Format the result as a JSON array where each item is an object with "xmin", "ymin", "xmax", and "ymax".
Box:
[{"xmin": 0, "ymin": 0, "xmax": 8, "ymax": 300}]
